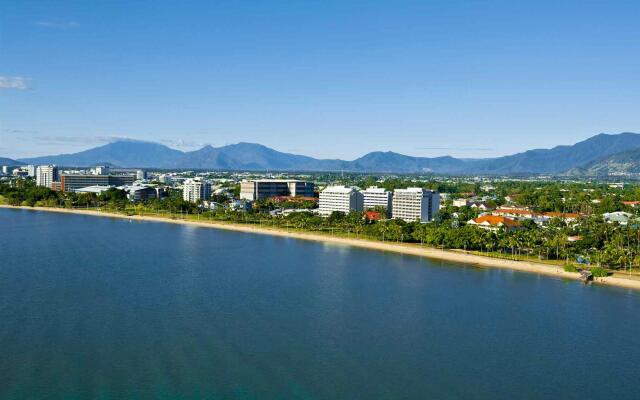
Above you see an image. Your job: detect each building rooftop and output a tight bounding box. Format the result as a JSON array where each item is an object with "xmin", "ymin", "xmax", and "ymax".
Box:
[
  {"xmin": 362, "ymin": 186, "xmax": 390, "ymax": 193},
  {"xmin": 75, "ymin": 185, "xmax": 114, "ymax": 194},
  {"xmin": 469, "ymin": 215, "xmax": 521, "ymax": 227},
  {"xmin": 322, "ymin": 185, "xmax": 357, "ymax": 193}
]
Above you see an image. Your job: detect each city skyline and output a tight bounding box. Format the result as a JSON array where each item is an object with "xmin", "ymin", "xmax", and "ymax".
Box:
[{"xmin": 2, "ymin": 1, "xmax": 639, "ymax": 159}]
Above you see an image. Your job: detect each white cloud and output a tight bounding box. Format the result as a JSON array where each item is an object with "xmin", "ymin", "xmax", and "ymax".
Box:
[
  {"xmin": 160, "ymin": 138, "xmax": 208, "ymax": 149},
  {"xmin": 0, "ymin": 76, "xmax": 29, "ymax": 90},
  {"xmin": 34, "ymin": 21, "xmax": 80, "ymax": 29}
]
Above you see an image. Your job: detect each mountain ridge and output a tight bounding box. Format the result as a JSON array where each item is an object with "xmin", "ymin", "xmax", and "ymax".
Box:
[
  {"xmin": 9, "ymin": 132, "xmax": 640, "ymax": 175},
  {"xmin": 0, "ymin": 157, "xmax": 19, "ymax": 166}
]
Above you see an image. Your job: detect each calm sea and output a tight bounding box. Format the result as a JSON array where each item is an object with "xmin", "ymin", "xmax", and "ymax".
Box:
[{"xmin": 1, "ymin": 208, "xmax": 639, "ymax": 399}]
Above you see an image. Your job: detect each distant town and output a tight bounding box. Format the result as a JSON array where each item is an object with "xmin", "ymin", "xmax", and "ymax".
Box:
[{"xmin": 3, "ymin": 162, "xmax": 640, "ymax": 280}]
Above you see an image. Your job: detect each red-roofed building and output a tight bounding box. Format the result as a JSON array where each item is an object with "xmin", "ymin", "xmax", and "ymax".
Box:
[
  {"xmin": 494, "ymin": 208, "xmax": 537, "ymax": 219},
  {"xmin": 365, "ymin": 211, "xmax": 383, "ymax": 221},
  {"xmin": 467, "ymin": 215, "xmax": 522, "ymax": 232}
]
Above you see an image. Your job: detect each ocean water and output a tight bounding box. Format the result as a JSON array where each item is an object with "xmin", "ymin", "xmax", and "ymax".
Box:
[{"xmin": 1, "ymin": 208, "xmax": 639, "ymax": 399}]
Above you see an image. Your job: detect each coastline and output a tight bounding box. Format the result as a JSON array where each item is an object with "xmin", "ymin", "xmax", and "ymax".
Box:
[{"xmin": 3, "ymin": 204, "xmax": 640, "ymax": 291}]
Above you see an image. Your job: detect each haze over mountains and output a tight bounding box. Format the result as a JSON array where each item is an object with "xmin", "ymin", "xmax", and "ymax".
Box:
[{"xmin": 9, "ymin": 132, "xmax": 640, "ymax": 176}]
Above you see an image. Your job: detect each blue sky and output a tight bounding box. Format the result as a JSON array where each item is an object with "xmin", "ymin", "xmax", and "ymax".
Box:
[{"xmin": 1, "ymin": 0, "xmax": 638, "ymax": 160}]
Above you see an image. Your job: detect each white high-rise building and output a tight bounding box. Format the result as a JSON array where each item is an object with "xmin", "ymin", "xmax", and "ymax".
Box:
[
  {"xmin": 318, "ymin": 186, "xmax": 363, "ymax": 216},
  {"xmin": 27, "ymin": 165, "xmax": 37, "ymax": 177},
  {"xmin": 391, "ymin": 188, "xmax": 439, "ymax": 222},
  {"xmin": 361, "ymin": 186, "xmax": 393, "ymax": 213},
  {"xmin": 36, "ymin": 165, "xmax": 59, "ymax": 188},
  {"xmin": 183, "ymin": 178, "xmax": 212, "ymax": 203},
  {"xmin": 136, "ymin": 170, "xmax": 147, "ymax": 180}
]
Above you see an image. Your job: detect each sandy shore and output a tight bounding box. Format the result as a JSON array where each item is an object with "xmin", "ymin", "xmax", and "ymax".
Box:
[{"xmin": 4, "ymin": 204, "xmax": 640, "ymax": 291}]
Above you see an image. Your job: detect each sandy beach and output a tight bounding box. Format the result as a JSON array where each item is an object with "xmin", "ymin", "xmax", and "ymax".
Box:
[{"xmin": 3, "ymin": 204, "xmax": 640, "ymax": 291}]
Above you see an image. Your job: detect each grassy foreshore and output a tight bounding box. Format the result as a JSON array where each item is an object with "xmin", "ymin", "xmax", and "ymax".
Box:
[{"xmin": 3, "ymin": 204, "xmax": 640, "ymax": 291}]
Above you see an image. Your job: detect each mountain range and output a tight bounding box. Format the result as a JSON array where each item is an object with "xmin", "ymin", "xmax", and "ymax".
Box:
[
  {"xmin": 7, "ymin": 132, "xmax": 640, "ymax": 176},
  {"xmin": 0, "ymin": 157, "xmax": 19, "ymax": 166}
]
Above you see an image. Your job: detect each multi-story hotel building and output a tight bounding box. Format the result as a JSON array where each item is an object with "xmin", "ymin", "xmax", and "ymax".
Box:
[
  {"xmin": 183, "ymin": 178, "xmax": 212, "ymax": 203},
  {"xmin": 318, "ymin": 186, "xmax": 363, "ymax": 216},
  {"xmin": 391, "ymin": 188, "xmax": 439, "ymax": 222},
  {"xmin": 36, "ymin": 165, "xmax": 59, "ymax": 188},
  {"xmin": 239, "ymin": 179, "xmax": 315, "ymax": 201},
  {"xmin": 59, "ymin": 174, "xmax": 135, "ymax": 192},
  {"xmin": 361, "ymin": 186, "xmax": 393, "ymax": 213}
]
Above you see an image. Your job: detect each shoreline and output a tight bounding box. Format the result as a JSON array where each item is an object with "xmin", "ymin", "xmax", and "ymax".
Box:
[{"xmin": 3, "ymin": 204, "xmax": 640, "ymax": 291}]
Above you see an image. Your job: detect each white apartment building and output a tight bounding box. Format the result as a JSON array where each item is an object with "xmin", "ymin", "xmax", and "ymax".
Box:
[
  {"xmin": 36, "ymin": 165, "xmax": 59, "ymax": 188},
  {"xmin": 27, "ymin": 165, "xmax": 37, "ymax": 177},
  {"xmin": 391, "ymin": 187, "xmax": 439, "ymax": 222},
  {"xmin": 361, "ymin": 186, "xmax": 392, "ymax": 213},
  {"xmin": 318, "ymin": 186, "xmax": 364, "ymax": 216},
  {"xmin": 182, "ymin": 178, "xmax": 212, "ymax": 203}
]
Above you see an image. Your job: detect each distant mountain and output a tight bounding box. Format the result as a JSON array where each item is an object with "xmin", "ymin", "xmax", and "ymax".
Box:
[
  {"xmin": 468, "ymin": 132, "xmax": 640, "ymax": 174},
  {"xmin": 567, "ymin": 148, "xmax": 640, "ymax": 176},
  {"xmin": 10, "ymin": 132, "xmax": 640, "ymax": 175},
  {"xmin": 19, "ymin": 140, "xmax": 184, "ymax": 168},
  {"xmin": 0, "ymin": 157, "xmax": 19, "ymax": 165},
  {"xmin": 348, "ymin": 152, "xmax": 468, "ymax": 173},
  {"xmin": 175, "ymin": 142, "xmax": 346, "ymax": 171}
]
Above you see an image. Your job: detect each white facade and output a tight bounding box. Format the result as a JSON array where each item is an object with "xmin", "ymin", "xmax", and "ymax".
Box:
[
  {"xmin": 452, "ymin": 198, "xmax": 470, "ymax": 207},
  {"xmin": 27, "ymin": 165, "xmax": 37, "ymax": 177},
  {"xmin": 318, "ymin": 186, "xmax": 363, "ymax": 216},
  {"xmin": 94, "ymin": 165, "xmax": 110, "ymax": 175},
  {"xmin": 361, "ymin": 186, "xmax": 392, "ymax": 212},
  {"xmin": 36, "ymin": 165, "xmax": 59, "ymax": 188},
  {"xmin": 391, "ymin": 188, "xmax": 439, "ymax": 222},
  {"xmin": 182, "ymin": 178, "xmax": 212, "ymax": 203},
  {"xmin": 136, "ymin": 170, "xmax": 147, "ymax": 180}
]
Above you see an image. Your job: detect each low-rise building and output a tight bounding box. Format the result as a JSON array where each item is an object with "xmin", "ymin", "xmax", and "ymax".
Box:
[
  {"xmin": 75, "ymin": 185, "xmax": 114, "ymax": 195},
  {"xmin": 452, "ymin": 198, "xmax": 471, "ymax": 207},
  {"xmin": 119, "ymin": 185, "xmax": 158, "ymax": 202},
  {"xmin": 467, "ymin": 215, "xmax": 522, "ymax": 232},
  {"xmin": 318, "ymin": 186, "xmax": 363, "ymax": 216},
  {"xmin": 60, "ymin": 174, "xmax": 135, "ymax": 192},
  {"xmin": 391, "ymin": 188, "xmax": 439, "ymax": 222},
  {"xmin": 239, "ymin": 179, "xmax": 315, "ymax": 201},
  {"xmin": 603, "ymin": 211, "xmax": 634, "ymax": 226}
]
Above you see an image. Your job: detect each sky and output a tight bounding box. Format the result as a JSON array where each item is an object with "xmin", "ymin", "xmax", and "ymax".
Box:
[{"xmin": 1, "ymin": 0, "xmax": 639, "ymax": 160}]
